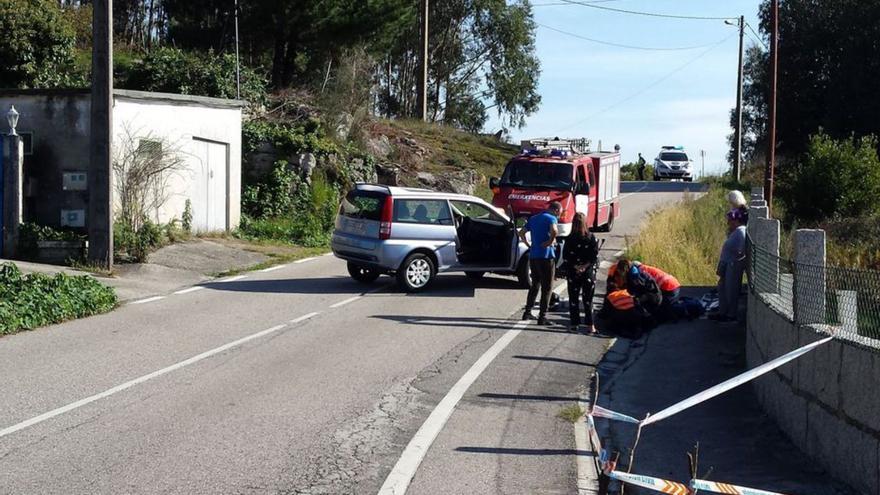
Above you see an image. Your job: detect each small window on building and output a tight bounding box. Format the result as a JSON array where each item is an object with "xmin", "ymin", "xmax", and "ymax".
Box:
[
  {"xmin": 138, "ymin": 139, "xmax": 162, "ymax": 158},
  {"xmin": 19, "ymin": 132, "xmax": 33, "ymax": 155}
]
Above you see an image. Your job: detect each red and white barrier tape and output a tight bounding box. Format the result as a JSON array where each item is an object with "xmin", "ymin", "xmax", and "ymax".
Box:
[
  {"xmin": 588, "ymin": 336, "xmax": 832, "ymax": 428},
  {"xmin": 691, "ymin": 479, "xmax": 790, "ymax": 495},
  {"xmin": 591, "ymin": 404, "xmax": 640, "ymax": 424},
  {"xmin": 608, "ymin": 471, "xmax": 691, "ymax": 495}
]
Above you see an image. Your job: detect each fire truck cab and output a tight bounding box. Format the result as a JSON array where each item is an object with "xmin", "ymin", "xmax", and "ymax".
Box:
[{"xmin": 489, "ymin": 138, "xmax": 621, "ymax": 236}]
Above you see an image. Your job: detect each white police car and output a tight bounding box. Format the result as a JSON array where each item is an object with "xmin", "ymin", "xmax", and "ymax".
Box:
[{"xmin": 653, "ymin": 146, "xmax": 693, "ymax": 182}]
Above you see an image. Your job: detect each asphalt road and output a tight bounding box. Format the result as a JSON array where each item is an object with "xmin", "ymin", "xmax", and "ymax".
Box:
[{"xmin": 0, "ymin": 183, "xmax": 692, "ymax": 494}]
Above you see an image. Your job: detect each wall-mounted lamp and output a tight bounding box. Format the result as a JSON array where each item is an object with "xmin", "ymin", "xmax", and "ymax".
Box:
[{"xmin": 7, "ymin": 105, "xmax": 19, "ymax": 136}]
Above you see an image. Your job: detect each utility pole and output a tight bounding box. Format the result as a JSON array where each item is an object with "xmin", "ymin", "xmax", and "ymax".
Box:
[
  {"xmin": 234, "ymin": 0, "xmax": 241, "ymax": 100},
  {"xmin": 765, "ymin": 0, "xmax": 778, "ymax": 213},
  {"xmin": 417, "ymin": 0, "xmax": 429, "ymax": 121},
  {"xmin": 88, "ymin": 0, "xmax": 113, "ymax": 269},
  {"xmin": 700, "ymin": 149, "xmax": 706, "ymax": 179},
  {"xmin": 733, "ymin": 15, "xmax": 744, "ymax": 182}
]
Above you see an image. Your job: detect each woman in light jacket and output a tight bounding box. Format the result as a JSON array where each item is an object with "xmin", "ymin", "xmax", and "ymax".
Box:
[{"xmin": 711, "ymin": 208, "xmax": 748, "ymax": 321}]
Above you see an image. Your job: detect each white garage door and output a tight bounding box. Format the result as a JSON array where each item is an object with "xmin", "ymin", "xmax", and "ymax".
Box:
[{"xmin": 191, "ymin": 138, "xmax": 229, "ymax": 232}]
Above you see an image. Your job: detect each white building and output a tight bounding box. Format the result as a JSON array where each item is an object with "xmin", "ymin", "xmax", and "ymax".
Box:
[{"xmin": 0, "ymin": 89, "xmax": 243, "ymax": 232}]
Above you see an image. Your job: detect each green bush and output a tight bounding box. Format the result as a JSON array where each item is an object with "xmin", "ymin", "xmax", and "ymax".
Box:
[
  {"xmin": 620, "ymin": 161, "xmax": 654, "ymax": 181},
  {"xmin": 242, "ymin": 161, "xmax": 301, "ymax": 219},
  {"xmin": 238, "ymin": 173, "xmax": 339, "ymax": 248},
  {"xmin": 0, "ymin": 263, "xmax": 117, "ymax": 335},
  {"xmin": 120, "ymin": 47, "xmax": 268, "ymax": 105},
  {"xmin": 113, "ymin": 219, "xmax": 166, "ymax": 263},
  {"xmin": 18, "ymin": 223, "xmax": 86, "ymax": 259},
  {"xmin": 242, "ymin": 119, "xmax": 339, "ymax": 157},
  {"xmin": 0, "ymin": 0, "xmax": 84, "ymax": 88},
  {"xmin": 780, "ymin": 132, "xmax": 880, "ymax": 223}
]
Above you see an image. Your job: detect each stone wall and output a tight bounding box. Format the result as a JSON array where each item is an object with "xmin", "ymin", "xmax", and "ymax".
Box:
[{"xmin": 747, "ymin": 188, "xmax": 880, "ymax": 495}]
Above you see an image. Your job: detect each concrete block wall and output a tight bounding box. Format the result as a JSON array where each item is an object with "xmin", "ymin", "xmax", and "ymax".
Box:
[{"xmin": 747, "ymin": 194, "xmax": 880, "ymax": 494}]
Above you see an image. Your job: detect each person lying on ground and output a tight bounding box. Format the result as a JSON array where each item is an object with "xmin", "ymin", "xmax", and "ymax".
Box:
[{"xmin": 631, "ymin": 261, "xmax": 681, "ymax": 321}]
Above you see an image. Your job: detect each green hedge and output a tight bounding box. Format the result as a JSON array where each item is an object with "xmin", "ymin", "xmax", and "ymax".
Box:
[{"xmin": 0, "ymin": 263, "xmax": 117, "ymax": 335}]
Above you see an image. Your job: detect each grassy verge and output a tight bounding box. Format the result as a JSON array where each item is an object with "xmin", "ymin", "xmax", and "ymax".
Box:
[
  {"xmin": 626, "ymin": 188, "xmax": 728, "ymax": 286},
  {"xmin": 557, "ymin": 404, "xmax": 586, "ymax": 423},
  {"xmin": 0, "ymin": 263, "xmax": 117, "ymax": 336},
  {"xmin": 202, "ymin": 236, "xmax": 329, "ymax": 277}
]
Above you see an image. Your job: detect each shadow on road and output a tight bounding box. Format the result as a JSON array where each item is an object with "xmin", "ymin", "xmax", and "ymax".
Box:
[
  {"xmin": 370, "ymin": 315, "xmax": 572, "ymax": 335},
  {"xmin": 512, "ymin": 355, "xmax": 596, "ymax": 367},
  {"xmin": 454, "ymin": 446, "xmax": 594, "ymax": 457},
  {"xmin": 203, "ymin": 273, "xmax": 520, "ymax": 297},
  {"xmin": 203, "ymin": 276, "xmax": 371, "ymax": 294},
  {"xmin": 477, "ymin": 392, "xmax": 581, "ymax": 402}
]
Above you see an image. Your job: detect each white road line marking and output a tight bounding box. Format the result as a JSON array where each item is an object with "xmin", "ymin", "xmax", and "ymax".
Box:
[
  {"xmin": 259, "ymin": 265, "xmax": 286, "ymax": 273},
  {"xmin": 612, "ymin": 250, "xmax": 625, "ymax": 258},
  {"xmin": 0, "ymin": 312, "xmax": 322, "ymax": 440},
  {"xmin": 290, "ymin": 311, "xmax": 321, "ymax": 324},
  {"xmin": 173, "ymin": 286, "xmax": 205, "ymax": 295},
  {"xmin": 378, "ymin": 321, "xmax": 528, "ymax": 495},
  {"xmin": 218, "ymin": 275, "xmax": 246, "ymax": 283},
  {"xmin": 294, "ymin": 257, "xmax": 317, "ymax": 264},
  {"xmin": 130, "ymin": 296, "xmax": 165, "ymax": 305},
  {"xmin": 553, "ymin": 281, "xmax": 568, "ymax": 296},
  {"xmin": 329, "ymin": 296, "xmax": 361, "ymax": 309},
  {"xmin": 322, "ymin": 252, "xmax": 334, "ymax": 257},
  {"xmin": 574, "ymin": 396, "xmax": 600, "ymax": 495},
  {"xmin": 599, "ymin": 261, "xmax": 612, "ymax": 269}
]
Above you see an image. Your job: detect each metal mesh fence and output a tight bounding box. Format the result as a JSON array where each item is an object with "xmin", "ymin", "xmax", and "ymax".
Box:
[{"xmin": 749, "ymin": 240, "xmax": 880, "ymax": 342}]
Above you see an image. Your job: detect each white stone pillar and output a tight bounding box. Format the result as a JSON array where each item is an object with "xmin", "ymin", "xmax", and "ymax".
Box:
[
  {"xmin": 794, "ymin": 229, "xmax": 826, "ymax": 326},
  {"xmin": 836, "ymin": 290, "xmax": 858, "ymax": 334},
  {"xmin": 2, "ymin": 134, "xmax": 24, "ymax": 258},
  {"xmin": 751, "ymin": 217, "xmax": 781, "ymax": 294}
]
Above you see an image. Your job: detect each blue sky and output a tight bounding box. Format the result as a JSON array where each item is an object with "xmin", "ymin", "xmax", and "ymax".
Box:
[{"xmin": 486, "ymin": 0, "xmax": 763, "ymax": 177}]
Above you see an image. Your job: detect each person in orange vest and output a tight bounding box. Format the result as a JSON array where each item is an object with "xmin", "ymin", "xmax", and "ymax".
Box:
[
  {"xmin": 599, "ymin": 288, "xmax": 652, "ymax": 339},
  {"xmin": 632, "ymin": 261, "xmax": 681, "ymax": 320}
]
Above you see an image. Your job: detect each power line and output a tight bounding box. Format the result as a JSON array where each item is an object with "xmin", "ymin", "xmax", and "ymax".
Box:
[
  {"xmin": 557, "ymin": 0, "xmax": 735, "ymax": 21},
  {"xmin": 537, "ymin": 22, "xmax": 728, "ymax": 51},
  {"xmin": 746, "ymin": 22, "xmax": 769, "ymax": 49},
  {"xmin": 532, "ymin": 0, "xmax": 618, "ymax": 6},
  {"xmin": 553, "ymin": 32, "xmax": 737, "ymax": 134}
]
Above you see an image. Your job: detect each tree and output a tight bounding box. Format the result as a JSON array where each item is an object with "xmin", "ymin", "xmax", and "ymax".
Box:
[
  {"xmin": 779, "ymin": 132, "xmax": 880, "ymax": 223},
  {"xmin": 730, "ymin": 0, "xmax": 880, "ymax": 165},
  {"xmin": 119, "ymin": 47, "xmax": 267, "ymax": 104},
  {"xmin": 0, "ymin": 0, "xmax": 80, "ymax": 88},
  {"xmin": 377, "ymin": 0, "xmax": 541, "ymax": 130}
]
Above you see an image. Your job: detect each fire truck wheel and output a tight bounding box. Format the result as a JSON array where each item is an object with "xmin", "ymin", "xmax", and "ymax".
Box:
[
  {"xmin": 465, "ymin": 271, "xmax": 486, "ymax": 280},
  {"xmin": 598, "ymin": 214, "xmax": 615, "ymax": 233},
  {"xmin": 516, "ymin": 258, "xmax": 531, "ymax": 288}
]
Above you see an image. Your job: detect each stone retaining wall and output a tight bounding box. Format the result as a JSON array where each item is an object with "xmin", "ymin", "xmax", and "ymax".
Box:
[{"xmin": 747, "ymin": 188, "xmax": 880, "ymax": 495}]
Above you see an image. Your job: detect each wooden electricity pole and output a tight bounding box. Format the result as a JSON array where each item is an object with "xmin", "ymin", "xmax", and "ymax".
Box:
[
  {"xmin": 733, "ymin": 15, "xmax": 745, "ymax": 182},
  {"xmin": 89, "ymin": 0, "xmax": 113, "ymax": 269},
  {"xmin": 417, "ymin": 0, "xmax": 429, "ymax": 121},
  {"xmin": 765, "ymin": 0, "xmax": 778, "ymax": 214}
]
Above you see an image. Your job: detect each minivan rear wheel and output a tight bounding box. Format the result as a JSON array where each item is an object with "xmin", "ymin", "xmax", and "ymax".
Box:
[
  {"xmin": 348, "ymin": 262, "xmax": 380, "ymax": 284},
  {"xmin": 397, "ymin": 253, "xmax": 435, "ymax": 292}
]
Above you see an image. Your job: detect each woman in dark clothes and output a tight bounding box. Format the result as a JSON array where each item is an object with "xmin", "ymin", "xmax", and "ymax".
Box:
[{"xmin": 563, "ymin": 212, "xmax": 600, "ymax": 333}]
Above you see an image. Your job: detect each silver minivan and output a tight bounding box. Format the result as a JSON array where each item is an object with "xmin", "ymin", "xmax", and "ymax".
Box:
[{"xmin": 331, "ymin": 184, "xmax": 530, "ymax": 292}]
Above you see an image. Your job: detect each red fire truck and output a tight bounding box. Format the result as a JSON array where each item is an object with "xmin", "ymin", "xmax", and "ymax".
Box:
[{"xmin": 489, "ymin": 138, "xmax": 621, "ymax": 236}]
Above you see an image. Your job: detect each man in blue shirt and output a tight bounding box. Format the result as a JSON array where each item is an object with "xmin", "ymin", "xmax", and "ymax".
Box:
[{"xmin": 519, "ymin": 201, "xmax": 562, "ymax": 325}]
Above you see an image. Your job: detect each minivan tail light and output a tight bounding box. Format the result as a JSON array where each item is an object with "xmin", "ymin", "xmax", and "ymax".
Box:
[{"xmin": 379, "ymin": 196, "xmax": 394, "ymax": 239}]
